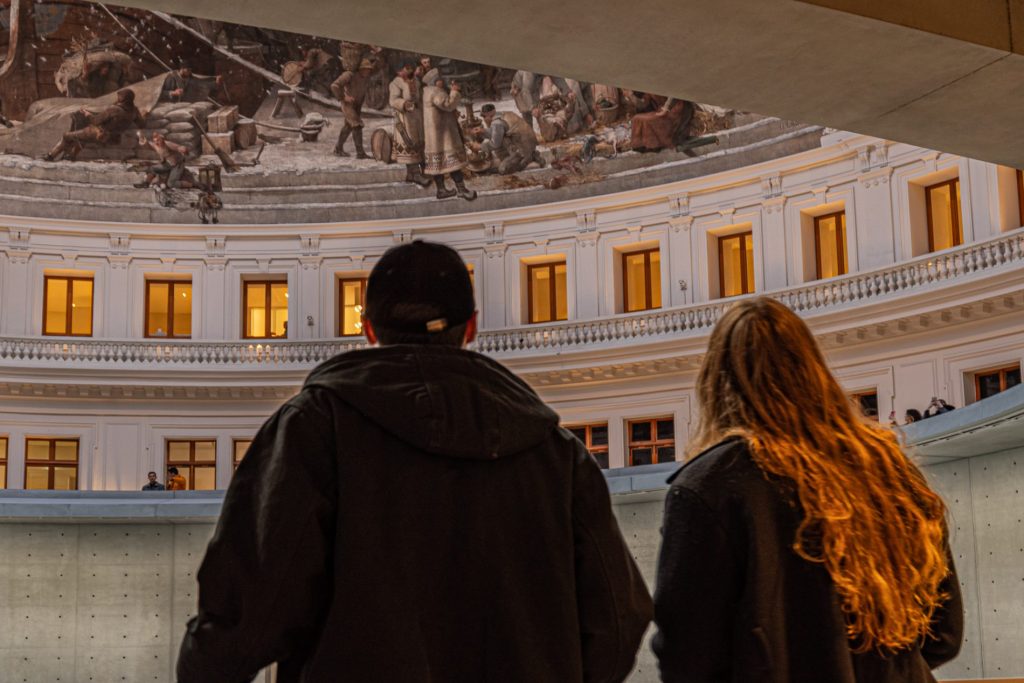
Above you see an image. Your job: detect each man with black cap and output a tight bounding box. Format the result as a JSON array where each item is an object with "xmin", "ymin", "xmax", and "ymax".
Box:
[{"xmin": 177, "ymin": 240, "xmax": 652, "ymax": 683}]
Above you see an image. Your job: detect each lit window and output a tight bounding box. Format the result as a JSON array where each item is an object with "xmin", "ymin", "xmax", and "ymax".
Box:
[
  {"xmin": 44, "ymin": 275, "xmax": 93, "ymax": 336},
  {"xmin": 622, "ymin": 248, "xmax": 661, "ymax": 312},
  {"xmin": 528, "ymin": 261, "xmax": 568, "ymax": 324},
  {"xmin": 925, "ymin": 178, "xmax": 962, "ymax": 252},
  {"xmin": 0, "ymin": 437, "xmax": 7, "ymax": 489},
  {"xmin": 1017, "ymin": 169, "xmax": 1023, "ymax": 228},
  {"xmin": 24, "ymin": 438, "xmax": 78, "ymax": 490},
  {"xmin": 627, "ymin": 418, "xmax": 675, "ymax": 467},
  {"xmin": 244, "ymin": 280, "xmax": 288, "ymax": 339},
  {"xmin": 233, "ymin": 439, "xmax": 253, "ymax": 471},
  {"xmin": 719, "ymin": 232, "xmax": 754, "ymax": 297},
  {"xmin": 814, "ymin": 212, "xmax": 848, "ymax": 279},
  {"xmin": 338, "ymin": 278, "xmax": 367, "ymax": 336},
  {"xmin": 166, "ymin": 440, "xmax": 217, "ymax": 490},
  {"xmin": 466, "ymin": 263, "xmax": 475, "ymax": 290},
  {"xmin": 850, "ymin": 390, "xmax": 879, "ymax": 421},
  {"xmin": 975, "ymin": 365, "xmax": 1022, "ymax": 402},
  {"xmin": 566, "ymin": 423, "xmax": 609, "ymax": 469},
  {"xmin": 146, "ymin": 280, "xmax": 192, "ymax": 338}
]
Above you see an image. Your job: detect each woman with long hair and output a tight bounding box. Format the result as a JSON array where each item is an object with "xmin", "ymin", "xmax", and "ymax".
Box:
[{"xmin": 652, "ymin": 298, "xmax": 963, "ymax": 682}]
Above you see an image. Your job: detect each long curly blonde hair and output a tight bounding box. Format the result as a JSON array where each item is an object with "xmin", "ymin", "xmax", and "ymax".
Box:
[{"xmin": 689, "ymin": 297, "xmax": 949, "ymax": 653}]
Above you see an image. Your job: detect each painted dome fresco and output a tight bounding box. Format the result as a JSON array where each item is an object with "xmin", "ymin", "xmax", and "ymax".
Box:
[{"xmin": 0, "ymin": 0, "xmax": 821, "ymax": 223}]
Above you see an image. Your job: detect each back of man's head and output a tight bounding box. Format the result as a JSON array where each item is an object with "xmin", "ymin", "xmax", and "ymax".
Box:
[{"xmin": 364, "ymin": 240, "xmax": 475, "ymax": 347}]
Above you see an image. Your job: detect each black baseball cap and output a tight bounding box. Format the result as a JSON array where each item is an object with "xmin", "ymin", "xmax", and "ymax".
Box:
[{"xmin": 365, "ymin": 241, "xmax": 475, "ymax": 334}]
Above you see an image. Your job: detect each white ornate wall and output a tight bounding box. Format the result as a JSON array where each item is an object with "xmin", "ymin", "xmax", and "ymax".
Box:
[{"xmin": 1, "ymin": 130, "xmax": 1023, "ymax": 487}]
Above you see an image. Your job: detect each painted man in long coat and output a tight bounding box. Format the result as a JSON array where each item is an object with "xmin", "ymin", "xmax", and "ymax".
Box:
[
  {"xmin": 389, "ymin": 61, "xmax": 431, "ymax": 187},
  {"xmin": 421, "ymin": 68, "xmax": 475, "ymax": 201}
]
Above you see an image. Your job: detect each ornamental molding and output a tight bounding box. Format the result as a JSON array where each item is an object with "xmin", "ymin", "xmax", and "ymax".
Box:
[
  {"xmin": 484, "ymin": 222, "xmax": 504, "ymax": 244},
  {"xmin": 484, "ymin": 242, "xmax": 507, "ymax": 259},
  {"xmin": 108, "ymin": 233, "xmax": 130, "ymax": 255},
  {"xmin": 300, "ymin": 256, "xmax": 322, "ymax": 271},
  {"xmin": 392, "ymin": 230, "xmax": 413, "ymax": 245},
  {"xmin": 761, "ymin": 197, "xmax": 786, "ymax": 215},
  {"xmin": 859, "ymin": 167, "xmax": 893, "ymax": 188},
  {"xmin": 668, "ymin": 193, "xmax": 690, "ymax": 218},
  {"xmin": 206, "ymin": 236, "xmax": 226, "ymax": 257},
  {"xmin": 107, "ymin": 255, "xmax": 131, "ymax": 270},
  {"xmin": 760, "ymin": 175, "xmax": 783, "ymax": 199},
  {"xmin": 204, "ymin": 257, "xmax": 227, "ymax": 271},
  {"xmin": 576, "ymin": 210, "xmax": 597, "ymax": 233},
  {"xmin": 575, "ymin": 231, "xmax": 599, "ymax": 247},
  {"xmin": 669, "ymin": 216, "xmax": 693, "ymax": 233},
  {"xmin": 299, "ymin": 234, "xmax": 321, "ymax": 256}
]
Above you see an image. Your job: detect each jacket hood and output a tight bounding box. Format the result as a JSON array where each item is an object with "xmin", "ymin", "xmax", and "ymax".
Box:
[{"xmin": 303, "ymin": 345, "xmax": 560, "ymax": 460}]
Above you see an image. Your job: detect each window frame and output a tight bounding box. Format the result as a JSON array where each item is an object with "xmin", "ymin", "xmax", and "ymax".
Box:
[
  {"xmin": 626, "ymin": 417, "xmax": 675, "ymax": 467},
  {"xmin": 621, "ymin": 247, "xmax": 661, "ymax": 313},
  {"xmin": 924, "ymin": 178, "xmax": 962, "ymax": 252},
  {"xmin": 242, "ymin": 279, "xmax": 288, "ymax": 340},
  {"xmin": 974, "ymin": 364, "xmax": 1022, "ymax": 402},
  {"xmin": 232, "ymin": 438, "xmax": 253, "ymax": 471},
  {"xmin": 1017, "ymin": 169, "xmax": 1024, "ymax": 228},
  {"xmin": 0, "ymin": 436, "xmax": 7, "ymax": 489},
  {"xmin": 24, "ymin": 437, "xmax": 79, "ymax": 490},
  {"xmin": 42, "ymin": 275, "xmax": 95, "ymax": 337},
  {"xmin": 526, "ymin": 260, "xmax": 568, "ymax": 324},
  {"xmin": 718, "ymin": 231, "xmax": 754, "ymax": 297},
  {"xmin": 849, "ymin": 389, "xmax": 879, "ymax": 421},
  {"xmin": 565, "ymin": 422, "xmax": 609, "ymax": 469},
  {"xmin": 813, "ymin": 211, "xmax": 848, "ymax": 280},
  {"xmin": 144, "ymin": 279, "xmax": 193, "ymax": 339},
  {"xmin": 166, "ymin": 439, "xmax": 218, "ymax": 491},
  {"xmin": 337, "ymin": 277, "xmax": 368, "ymax": 337}
]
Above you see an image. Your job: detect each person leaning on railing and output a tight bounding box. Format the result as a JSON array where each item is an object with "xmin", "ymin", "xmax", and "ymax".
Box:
[{"xmin": 652, "ymin": 297, "xmax": 963, "ymax": 682}]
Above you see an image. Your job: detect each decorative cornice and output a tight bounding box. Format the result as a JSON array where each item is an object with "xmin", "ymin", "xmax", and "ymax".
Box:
[
  {"xmin": 299, "ymin": 234, "xmax": 320, "ymax": 256},
  {"xmin": 761, "ymin": 197, "xmax": 786, "ymax": 215},
  {"xmin": 668, "ymin": 193, "xmax": 690, "ymax": 218},
  {"xmin": 576, "ymin": 210, "xmax": 597, "ymax": 233},
  {"xmin": 107, "ymin": 255, "xmax": 131, "ymax": 270},
  {"xmin": 484, "ymin": 242, "xmax": 508, "ymax": 258},
  {"xmin": 109, "ymin": 233, "xmax": 130, "ymax": 256},
  {"xmin": 392, "ymin": 230, "xmax": 413, "ymax": 245},
  {"xmin": 205, "ymin": 236, "xmax": 226, "ymax": 257},
  {"xmin": 859, "ymin": 166, "xmax": 893, "ymax": 188},
  {"xmin": 669, "ymin": 216, "xmax": 693, "ymax": 233}
]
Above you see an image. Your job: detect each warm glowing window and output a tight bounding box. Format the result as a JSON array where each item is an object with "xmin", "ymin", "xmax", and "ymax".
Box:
[
  {"xmin": 527, "ymin": 261, "xmax": 568, "ymax": 324},
  {"xmin": 622, "ymin": 248, "xmax": 661, "ymax": 312},
  {"xmin": 925, "ymin": 178, "xmax": 962, "ymax": 252},
  {"xmin": 466, "ymin": 263, "xmax": 475, "ymax": 290},
  {"xmin": 718, "ymin": 232, "xmax": 754, "ymax": 297},
  {"xmin": 146, "ymin": 280, "xmax": 192, "ymax": 338},
  {"xmin": 166, "ymin": 440, "xmax": 217, "ymax": 490},
  {"xmin": 567, "ymin": 423, "xmax": 609, "ymax": 469},
  {"xmin": 24, "ymin": 438, "xmax": 78, "ymax": 490},
  {"xmin": 1017, "ymin": 169, "xmax": 1024, "ymax": 227},
  {"xmin": 850, "ymin": 390, "xmax": 879, "ymax": 421},
  {"xmin": 814, "ymin": 212, "xmax": 848, "ymax": 279},
  {"xmin": 233, "ymin": 439, "xmax": 253, "ymax": 470},
  {"xmin": 0, "ymin": 437, "xmax": 7, "ymax": 489},
  {"xmin": 338, "ymin": 278, "xmax": 367, "ymax": 336},
  {"xmin": 975, "ymin": 365, "xmax": 1022, "ymax": 402},
  {"xmin": 43, "ymin": 275, "xmax": 94, "ymax": 336},
  {"xmin": 627, "ymin": 418, "xmax": 674, "ymax": 467},
  {"xmin": 244, "ymin": 280, "xmax": 288, "ymax": 339}
]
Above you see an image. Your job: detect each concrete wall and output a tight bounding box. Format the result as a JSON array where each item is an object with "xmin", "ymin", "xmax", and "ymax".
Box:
[{"xmin": 1, "ymin": 450, "xmax": 1021, "ymax": 682}]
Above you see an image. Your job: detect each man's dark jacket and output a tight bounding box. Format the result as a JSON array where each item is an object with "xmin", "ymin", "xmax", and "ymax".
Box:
[
  {"xmin": 652, "ymin": 438, "xmax": 963, "ymax": 682},
  {"xmin": 177, "ymin": 345, "xmax": 653, "ymax": 682}
]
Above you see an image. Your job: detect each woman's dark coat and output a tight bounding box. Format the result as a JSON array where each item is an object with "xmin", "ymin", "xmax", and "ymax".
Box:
[{"xmin": 652, "ymin": 438, "xmax": 963, "ymax": 683}]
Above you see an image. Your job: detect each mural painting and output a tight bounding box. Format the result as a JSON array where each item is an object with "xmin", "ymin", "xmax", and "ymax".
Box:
[{"xmin": 0, "ymin": 0, "xmax": 737, "ymax": 223}]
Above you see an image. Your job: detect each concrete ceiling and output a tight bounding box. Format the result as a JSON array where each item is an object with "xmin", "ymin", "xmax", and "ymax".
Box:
[{"xmin": 102, "ymin": 0, "xmax": 1024, "ymax": 168}]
